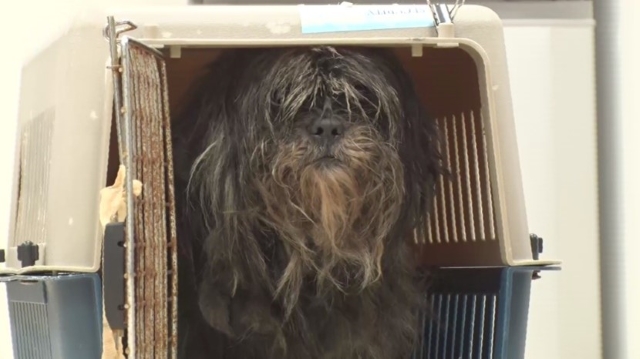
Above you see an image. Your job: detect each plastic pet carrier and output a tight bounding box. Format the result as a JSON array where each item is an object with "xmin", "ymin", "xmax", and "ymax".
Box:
[{"xmin": 0, "ymin": 2, "xmax": 560, "ymax": 358}]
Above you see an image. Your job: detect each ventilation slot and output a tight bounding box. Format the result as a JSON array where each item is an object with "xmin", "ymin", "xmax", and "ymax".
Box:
[
  {"xmin": 13, "ymin": 111, "xmax": 55, "ymax": 247},
  {"xmin": 418, "ymin": 109, "xmax": 497, "ymax": 245},
  {"xmin": 9, "ymin": 302, "xmax": 53, "ymax": 359},
  {"xmin": 415, "ymin": 293, "xmax": 498, "ymax": 359}
]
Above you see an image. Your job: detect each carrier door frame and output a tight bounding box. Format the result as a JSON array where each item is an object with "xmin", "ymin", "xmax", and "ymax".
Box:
[{"xmin": 106, "ymin": 18, "xmax": 179, "ymax": 358}]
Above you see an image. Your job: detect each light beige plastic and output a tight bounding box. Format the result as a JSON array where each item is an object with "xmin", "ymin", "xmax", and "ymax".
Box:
[{"xmin": 0, "ymin": 4, "xmax": 559, "ymax": 274}]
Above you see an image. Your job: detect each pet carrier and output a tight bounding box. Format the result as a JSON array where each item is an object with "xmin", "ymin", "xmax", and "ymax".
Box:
[{"xmin": 0, "ymin": 3, "xmax": 560, "ymax": 359}]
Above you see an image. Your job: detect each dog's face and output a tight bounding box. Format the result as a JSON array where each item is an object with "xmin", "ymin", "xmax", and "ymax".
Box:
[
  {"xmin": 248, "ymin": 48, "xmax": 408, "ymax": 289},
  {"xmin": 181, "ymin": 46, "xmax": 440, "ymax": 311}
]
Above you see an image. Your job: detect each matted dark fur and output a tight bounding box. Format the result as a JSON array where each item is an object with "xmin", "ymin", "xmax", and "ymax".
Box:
[{"xmin": 173, "ymin": 46, "xmax": 442, "ymax": 359}]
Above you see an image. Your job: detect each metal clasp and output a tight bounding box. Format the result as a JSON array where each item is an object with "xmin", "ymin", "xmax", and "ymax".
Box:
[
  {"xmin": 427, "ymin": 0, "xmax": 464, "ymax": 23},
  {"xmin": 103, "ymin": 19, "xmax": 137, "ymax": 41},
  {"xmin": 104, "ymin": 17, "xmax": 138, "ymax": 165},
  {"xmin": 426, "ymin": 1, "xmax": 464, "ymax": 37}
]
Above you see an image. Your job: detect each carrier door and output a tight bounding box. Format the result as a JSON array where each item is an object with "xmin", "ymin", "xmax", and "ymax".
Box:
[{"xmin": 112, "ymin": 35, "xmax": 178, "ymax": 359}]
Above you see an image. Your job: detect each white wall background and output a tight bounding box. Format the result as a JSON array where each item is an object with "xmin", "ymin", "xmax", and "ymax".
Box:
[
  {"xmin": 0, "ymin": 2, "xmax": 600, "ymax": 359},
  {"xmin": 504, "ymin": 23, "xmax": 601, "ymax": 359}
]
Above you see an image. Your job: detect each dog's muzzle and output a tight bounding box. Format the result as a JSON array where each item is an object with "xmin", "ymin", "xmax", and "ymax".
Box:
[
  {"xmin": 306, "ymin": 116, "xmax": 349, "ymax": 165},
  {"xmin": 308, "ymin": 117, "xmax": 345, "ymax": 145}
]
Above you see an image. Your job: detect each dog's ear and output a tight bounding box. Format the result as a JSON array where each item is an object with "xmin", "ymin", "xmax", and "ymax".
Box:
[
  {"xmin": 395, "ymin": 69, "xmax": 445, "ymax": 240},
  {"xmin": 351, "ymin": 47, "xmax": 444, "ymax": 237},
  {"xmin": 172, "ymin": 50, "xmax": 278, "ymax": 333}
]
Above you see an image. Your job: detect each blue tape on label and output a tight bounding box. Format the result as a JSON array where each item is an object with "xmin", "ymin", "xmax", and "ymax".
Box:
[{"xmin": 299, "ymin": 4, "xmax": 435, "ymax": 34}]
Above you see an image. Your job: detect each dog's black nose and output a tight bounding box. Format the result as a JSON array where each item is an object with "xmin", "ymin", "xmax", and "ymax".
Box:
[{"xmin": 309, "ymin": 118, "xmax": 344, "ymax": 141}]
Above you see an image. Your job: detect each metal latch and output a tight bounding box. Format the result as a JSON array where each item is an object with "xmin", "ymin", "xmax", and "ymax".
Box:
[{"xmin": 427, "ymin": 1, "xmax": 464, "ymax": 38}]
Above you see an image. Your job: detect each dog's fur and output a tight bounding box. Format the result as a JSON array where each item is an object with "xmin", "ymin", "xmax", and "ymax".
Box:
[{"xmin": 173, "ymin": 46, "xmax": 442, "ymax": 359}]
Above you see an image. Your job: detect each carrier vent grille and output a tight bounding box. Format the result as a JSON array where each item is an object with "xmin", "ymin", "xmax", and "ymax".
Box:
[
  {"xmin": 14, "ymin": 110, "xmax": 55, "ymax": 247},
  {"xmin": 414, "ymin": 293, "xmax": 498, "ymax": 359},
  {"xmin": 9, "ymin": 301, "xmax": 53, "ymax": 359},
  {"xmin": 417, "ymin": 110, "xmax": 497, "ymax": 245}
]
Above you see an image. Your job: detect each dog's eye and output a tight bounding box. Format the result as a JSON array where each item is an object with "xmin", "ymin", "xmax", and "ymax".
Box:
[
  {"xmin": 354, "ymin": 84, "xmax": 368, "ymax": 96},
  {"xmin": 354, "ymin": 84, "xmax": 376, "ymax": 103},
  {"xmin": 270, "ymin": 92, "xmax": 283, "ymax": 107}
]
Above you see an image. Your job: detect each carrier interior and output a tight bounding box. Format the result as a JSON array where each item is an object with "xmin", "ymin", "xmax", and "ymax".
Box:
[{"xmin": 106, "ymin": 45, "xmax": 501, "ymax": 268}]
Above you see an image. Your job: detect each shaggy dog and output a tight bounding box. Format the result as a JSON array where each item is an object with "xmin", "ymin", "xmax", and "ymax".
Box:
[{"xmin": 173, "ymin": 46, "xmax": 442, "ymax": 359}]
